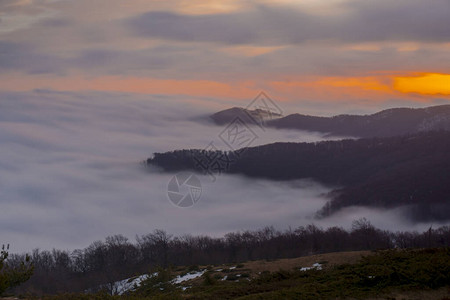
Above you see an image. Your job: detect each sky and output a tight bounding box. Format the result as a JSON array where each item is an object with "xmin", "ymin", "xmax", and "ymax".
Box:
[
  {"xmin": 1, "ymin": 0, "xmax": 450, "ymax": 113},
  {"xmin": 1, "ymin": 0, "xmax": 450, "ymax": 252}
]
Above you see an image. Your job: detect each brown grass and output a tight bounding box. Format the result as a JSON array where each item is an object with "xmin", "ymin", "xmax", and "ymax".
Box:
[{"xmin": 218, "ymin": 250, "xmax": 371, "ymax": 274}]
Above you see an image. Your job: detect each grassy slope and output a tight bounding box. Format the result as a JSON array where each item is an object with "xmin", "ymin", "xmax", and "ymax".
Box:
[{"xmin": 20, "ymin": 248, "xmax": 450, "ymax": 300}]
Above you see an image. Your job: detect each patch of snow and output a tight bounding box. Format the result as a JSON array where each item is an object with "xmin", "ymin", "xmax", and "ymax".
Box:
[
  {"xmin": 113, "ymin": 272, "xmax": 157, "ymax": 295},
  {"xmin": 229, "ymin": 266, "xmax": 236, "ymax": 270},
  {"xmin": 215, "ymin": 268, "xmax": 223, "ymax": 272},
  {"xmin": 221, "ymin": 275, "xmax": 228, "ymax": 281},
  {"xmin": 300, "ymin": 263, "xmax": 322, "ymax": 272},
  {"xmin": 172, "ymin": 269, "xmax": 206, "ymax": 284}
]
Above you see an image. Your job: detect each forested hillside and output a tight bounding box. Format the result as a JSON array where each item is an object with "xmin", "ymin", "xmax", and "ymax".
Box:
[{"xmin": 148, "ymin": 131, "xmax": 450, "ymax": 221}]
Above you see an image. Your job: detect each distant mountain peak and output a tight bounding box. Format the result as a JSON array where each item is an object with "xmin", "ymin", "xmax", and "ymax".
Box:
[
  {"xmin": 210, "ymin": 104, "xmax": 450, "ymax": 138},
  {"xmin": 210, "ymin": 106, "xmax": 282, "ymax": 125}
]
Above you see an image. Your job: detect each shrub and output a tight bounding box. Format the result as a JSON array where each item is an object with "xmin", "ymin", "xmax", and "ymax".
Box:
[
  {"xmin": 202, "ymin": 272, "xmax": 216, "ymax": 286},
  {"xmin": 187, "ymin": 265, "xmax": 199, "ymax": 272},
  {"xmin": 0, "ymin": 245, "xmax": 34, "ymax": 296},
  {"xmin": 226, "ymin": 274, "xmax": 239, "ymax": 281}
]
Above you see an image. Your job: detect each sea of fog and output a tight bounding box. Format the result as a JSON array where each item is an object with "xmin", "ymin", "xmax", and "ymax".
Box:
[{"xmin": 0, "ymin": 90, "xmax": 444, "ymax": 253}]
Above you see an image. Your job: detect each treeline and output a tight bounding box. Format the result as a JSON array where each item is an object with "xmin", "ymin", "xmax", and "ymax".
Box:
[
  {"xmin": 147, "ymin": 131, "xmax": 450, "ymax": 221},
  {"xmin": 7, "ymin": 220, "xmax": 450, "ymax": 295}
]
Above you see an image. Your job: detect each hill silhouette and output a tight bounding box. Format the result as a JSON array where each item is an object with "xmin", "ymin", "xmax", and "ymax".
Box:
[{"xmin": 148, "ymin": 131, "xmax": 450, "ymax": 221}]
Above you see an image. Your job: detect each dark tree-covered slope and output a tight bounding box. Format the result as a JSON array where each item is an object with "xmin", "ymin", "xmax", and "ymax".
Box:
[
  {"xmin": 210, "ymin": 105, "xmax": 450, "ymax": 138},
  {"xmin": 147, "ymin": 131, "xmax": 450, "ymax": 221}
]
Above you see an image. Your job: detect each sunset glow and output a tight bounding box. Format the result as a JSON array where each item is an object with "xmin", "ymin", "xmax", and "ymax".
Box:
[
  {"xmin": 0, "ymin": 0, "xmax": 449, "ymax": 108},
  {"xmin": 394, "ymin": 73, "xmax": 450, "ymax": 95}
]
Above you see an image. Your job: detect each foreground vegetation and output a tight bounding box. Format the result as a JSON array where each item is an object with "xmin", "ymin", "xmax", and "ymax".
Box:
[
  {"xmin": 0, "ymin": 245, "xmax": 33, "ymax": 296},
  {"xmin": 22, "ymin": 247, "xmax": 450, "ymax": 300},
  {"xmin": 6, "ymin": 220, "xmax": 450, "ymax": 296}
]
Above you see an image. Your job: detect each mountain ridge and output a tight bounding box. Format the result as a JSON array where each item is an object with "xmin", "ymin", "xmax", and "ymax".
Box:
[
  {"xmin": 210, "ymin": 104, "xmax": 450, "ymax": 137},
  {"xmin": 147, "ymin": 131, "xmax": 450, "ymax": 222}
]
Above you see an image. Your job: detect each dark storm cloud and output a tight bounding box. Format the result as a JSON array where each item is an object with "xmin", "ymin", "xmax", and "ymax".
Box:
[{"xmin": 127, "ymin": 0, "xmax": 450, "ymax": 45}]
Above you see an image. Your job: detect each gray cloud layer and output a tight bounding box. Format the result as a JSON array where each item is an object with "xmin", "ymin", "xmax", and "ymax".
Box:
[
  {"xmin": 128, "ymin": 1, "xmax": 450, "ymax": 45},
  {"xmin": 1, "ymin": 0, "xmax": 450, "ymax": 80}
]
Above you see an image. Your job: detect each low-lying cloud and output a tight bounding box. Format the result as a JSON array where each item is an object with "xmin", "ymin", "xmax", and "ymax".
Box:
[{"xmin": 0, "ymin": 90, "xmax": 445, "ymax": 253}]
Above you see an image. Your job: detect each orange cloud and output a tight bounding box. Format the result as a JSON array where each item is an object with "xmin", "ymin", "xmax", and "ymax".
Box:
[
  {"xmin": 219, "ymin": 45, "xmax": 285, "ymax": 57},
  {"xmin": 0, "ymin": 73, "xmax": 260, "ymax": 100},
  {"xmin": 176, "ymin": 0, "xmax": 244, "ymax": 15},
  {"xmin": 394, "ymin": 73, "xmax": 450, "ymax": 95},
  {"xmin": 269, "ymin": 76, "xmax": 395, "ymax": 102},
  {"xmin": 313, "ymin": 76, "xmax": 392, "ymax": 92},
  {"xmin": 3, "ymin": 72, "xmax": 450, "ymax": 104},
  {"xmin": 271, "ymin": 74, "xmax": 450, "ymax": 102}
]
